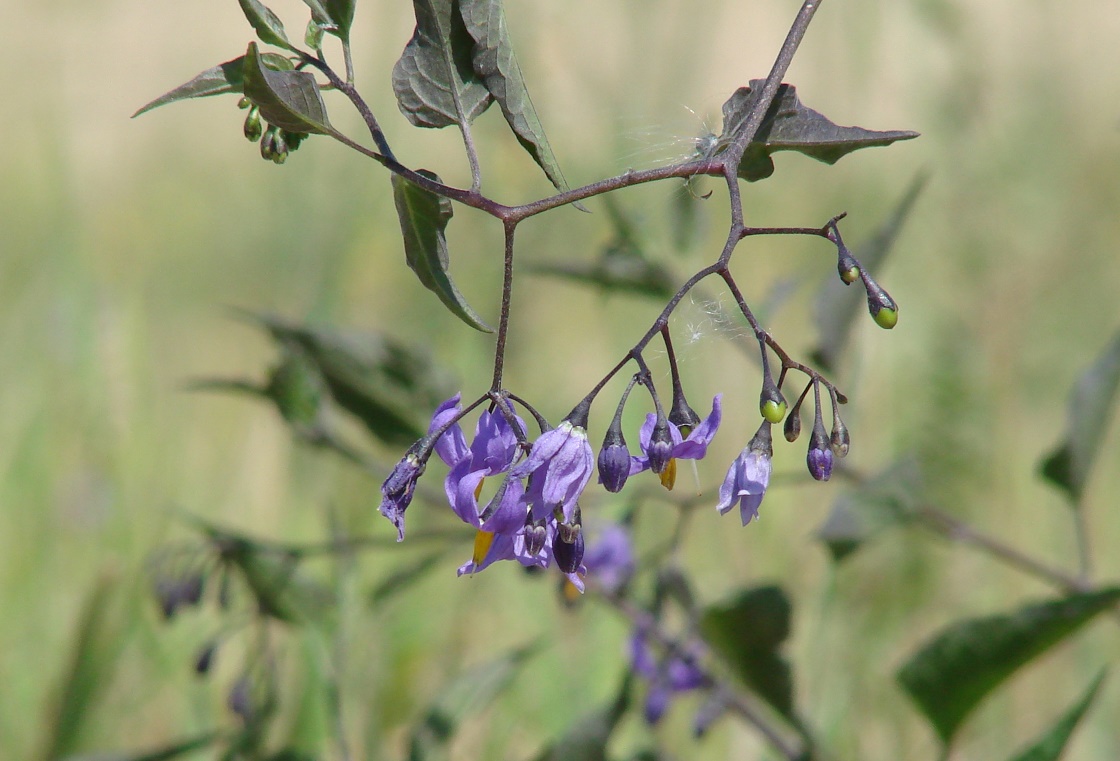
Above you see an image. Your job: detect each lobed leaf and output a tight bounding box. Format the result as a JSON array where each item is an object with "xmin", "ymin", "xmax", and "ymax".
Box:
[
  {"xmin": 392, "ymin": 172, "xmax": 494, "ymax": 332},
  {"xmin": 409, "ymin": 644, "xmax": 539, "ymax": 761},
  {"xmin": 716, "ymin": 81, "xmax": 919, "ymax": 181},
  {"xmin": 700, "ymin": 585, "xmax": 795, "ymax": 719},
  {"xmin": 242, "ymin": 42, "xmax": 334, "ymax": 135},
  {"xmin": 132, "ymin": 53, "xmax": 293, "ymax": 118},
  {"xmin": 1039, "ymin": 328, "xmax": 1120, "ymax": 505},
  {"xmin": 392, "ymin": 0, "xmax": 493, "ymax": 129},
  {"xmin": 460, "ymin": 0, "xmax": 571, "ymax": 193},
  {"xmin": 815, "ymin": 456, "xmax": 923, "ymax": 562},
  {"xmin": 1006, "ymin": 669, "xmax": 1108, "ymax": 761},
  {"xmin": 237, "ymin": 0, "xmax": 296, "ymax": 51},
  {"xmin": 811, "ymin": 173, "xmax": 926, "ymax": 372},
  {"xmin": 897, "ymin": 588, "xmax": 1120, "ymax": 746}
]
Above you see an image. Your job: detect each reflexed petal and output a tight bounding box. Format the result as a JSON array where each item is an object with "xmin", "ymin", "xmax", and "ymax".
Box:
[
  {"xmin": 429, "ymin": 394, "xmax": 469, "ymax": 466},
  {"xmin": 672, "ymin": 394, "xmax": 722, "ymax": 460}
]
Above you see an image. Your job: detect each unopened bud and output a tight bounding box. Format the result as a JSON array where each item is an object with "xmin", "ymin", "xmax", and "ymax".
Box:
[
  {"xmin": 646, "ymin": 417, "xmax": 674, "ymax": 475},
  {"xmin": 598, "ymin": 423, "xmax": 631, "ymax": 493},
  {"xmin": 237, "ymin": 96, "xmax": 252, "ymax": 110},
  {"xmin": 783, "ymin": 404, "xmax": 801, "ymax": 442},
  {"xmin": 523, "ymin": 518, "xmax": 548, "ymax": 556},
  {"xmin": 830, "ymin": 416, "xmax": 850, "ymax": 458},
  {"xmin": 554, "ymin": 529, "xmax": 585, "ymax": 574},
  {"xmin": 243, "ymin": 106, "xmax": 262, "ymax": 142},
  {"xmin": 837, "ymin": 249, "xmax": 861, "ymax": 285}
]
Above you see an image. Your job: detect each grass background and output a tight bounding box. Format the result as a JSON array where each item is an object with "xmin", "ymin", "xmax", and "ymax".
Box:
[{"xmin": 2, "ymin": 0, "xmax": 1120, "ymax": 758}]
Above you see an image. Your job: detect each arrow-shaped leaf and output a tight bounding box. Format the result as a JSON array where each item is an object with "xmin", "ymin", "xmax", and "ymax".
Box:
[
  {"xmin": 132, "ymin": 53, "xmax": 293, "ymax": 118},
  {"xmin": 460, "ymin": 0, "xmax": 570, "ymax": 193},
  {"xmin": 238, "ymin": 0, "xmax": 296, "ymax": 51},
  {"xmin": 393, "ymin": 0, "xmax": 493, "ymax": 129},
  {"xmin": 897, "ymin": 588, "xmax": 1120, "ymax": 746},
  {"xmin": 717, "ymin": 81, "xmax": 919, "ymax": 181},
  {"xmin": 242, "ymin": 42, "xmax": 334, "ymax": 135},
  {"xmin": 392, "ymin": 172, "xmax": 493, "ymax": 332},
  {"xmin": 1039, "ymin": 328, "xmax": 1120, "ymax": 505},
  {"xmin": 1007, "ymin": 669, "xmax": 1108, "ymax": 761}
]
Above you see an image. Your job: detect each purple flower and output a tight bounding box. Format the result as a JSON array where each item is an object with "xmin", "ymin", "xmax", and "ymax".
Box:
[
  {"xmin": 807, "ymin": 422, "xmax": 833, "ymax": 481},
  {"xmin": 630, "ymin": 628, "xmax": 707, "ymax": 724},
  {"xmin": 582, "ymin": 524, "xmax": 635, "ymax": 594},
  {"xmin": 444, "ymin": 407, "xmax": 525, "ymax": 525},
  {"xmin": 512, "ymin": 420, "xmax": 594, "ymax": 524},
  {"xmin": 378, "ymin": 449, "xmax": 426, "ymax": 541},
  {"xmin": 631, "ymin": 394, "xmax": 722, "ymax": 489},
  {"xmin": 717, "ymin": 423, "xmax": 773, "ymax": 526}
]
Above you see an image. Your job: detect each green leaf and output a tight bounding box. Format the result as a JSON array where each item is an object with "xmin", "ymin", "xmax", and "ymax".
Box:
[
  {"xmin": 242, "ymin": 42, "xmax": 334, "ymax": 135},
  {"xmin": 1007, "ymin": 669, "xmax": 1108, "ymax": 761},
  {"xmin": 392, "ymin": 172, "xmax": 494, "ymax": 332},
  {"xmin": 700, "ymin": 585, "xmax": 795, "ymax": 719},
  {"xmin": 325, "ymin": 0, "xmax": 356, "ymax": 38},
  {"xmin": 409, "ymin": 643, "xmax": 539, "ymax": 761},
  {"xmin": 460, "ymin": 0, "xmax": 570, "ymax": 193},
  {"xmin": 392, "ymin": 0, "xmax": 493, "ymax": 128},
  {"xmin": 897, "ymin": 588, "xmax": 1120, "ymax": 746},
  {"xmin": 532, "ymin": 674, "xmax": 631, "ymax": 761},
  {"xmin": 132, "ymin": 54, "xmax": 293, "ymax": 117},
  {"xmin": 235, "ymin": 311, "xmax": 458, "ymax": 446},
  {"xmin": 60, "ymin": 732, "xmax": 221, "ymax": 761},
  {"xmin": 266, "ymin": 346, "xmax": 327, "ymax": 432},
  {"xmin": 815, "ymin": 457, "xmax": 923, "ymax": 562},
  {"xmin": 37, "ymin": 576, "xmax": 129, "ymax": 761},
  {"xmin": 238, "ymin": 0, "xmax": 296, "ymax": 50},
  {"xmin": 716, "ymin": 81, "xmax": 919, "ymax": 181},
  {"xmin": 1039, "ymin": 328, "xmax": 1120, "ymax": 505},
  {"xmin": 810, "ymin": 173, "xmax": 926, "ymax": 373}
]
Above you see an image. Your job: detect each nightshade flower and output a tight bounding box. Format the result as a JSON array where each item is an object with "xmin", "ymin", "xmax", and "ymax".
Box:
[
  {"xmin": 512, "ymin": 419, "xmax": 594, "ymax": 524},
  {"xmin": 631, "ymin": 394, "xmax": 722, "ymax": 489},
  {"xmin": 631, "ymin": 628, "xmax": 707, "ymax": 724},
  {"xmin": 582, "ymin": 524, "xmax": 635, "ymax": 594},
  {"xmin": 716, "ymin": 422, "xmax": 773, "ymax": 526},
  {"xmin": 444, "ymin": 406, "xmax": 525, "ymax": 525}
]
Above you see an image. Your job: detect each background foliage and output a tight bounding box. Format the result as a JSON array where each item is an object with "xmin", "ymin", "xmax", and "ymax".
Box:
[{"xmin": 2, "ymin": 0, "xmax": 1120, "ymax": 759}]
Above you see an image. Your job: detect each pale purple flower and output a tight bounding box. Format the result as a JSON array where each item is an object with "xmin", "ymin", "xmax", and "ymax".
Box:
[
  {"xmin": 582, "ymin": 524, "xmax": 635, "ymax": 594},
  {"xmin": 512, "ymin": 420, "xmax": 594, "ymax": 524},
  {"xmin": 630, "ymin": 395, "xmax": 722, "ymax": 486},
  {"xmin": 444, "ymin": 407, "xmax": 525, "ymax": 525},
  {"xmin": 631, "ymin": 628, "xmax": 707, "ymax": 724},
  {"xmin": 717, "ymin": 423, "xmax": 773, "ymax": 526},
  {"xmin": 378, "ymin": 449, "xmax": 425, "ymax": 541}
]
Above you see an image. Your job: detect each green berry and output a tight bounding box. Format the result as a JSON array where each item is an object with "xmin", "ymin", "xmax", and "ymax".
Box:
[
  {"xmin": 840, "ymin": 265, "xmax": 861, "ymax": 284},
  {"xmin": 761, "ymin": 398, "xmax": 787, "ymax": 424},
  {"xmin": 243, "ymin": 107, "xmax": 263, "ymax": 142},
  {"xmin": 873, "ymin": 306, "xmax": 898, "ymax": 329}
]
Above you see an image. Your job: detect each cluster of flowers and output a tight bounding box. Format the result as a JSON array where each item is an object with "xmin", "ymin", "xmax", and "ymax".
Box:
[{"xmin": 376, "ymin": 386, "xmax": 824, "ymax": 589}]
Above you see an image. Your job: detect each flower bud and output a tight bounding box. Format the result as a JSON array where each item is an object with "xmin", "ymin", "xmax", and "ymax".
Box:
[
  {"xmin": 243, "ymin": 106, "xmax": 262, "ymax": 142},
  {"xmin": 830, "ymin": 415, "xmax": 850, "ymax": 458},
  {"xmin": 837, "ymin": 249, "xmax": 861, "ymax": 285},
  {"xmin": 554, "ymin": 528, "xmax": 585, "ymax": 574},
  {"xmin": 237, "ymin": 96, "xmax": 252, "ymax": 110},
  {"xmin": 646, "ymin": 417, "xmax": 674, "ymax": 475},
  {"xmin": 806, "ymin": 425, "xmax": 833, "ymax": 481},
  {"xmin": 598, "ymin": 423, "xmax": 631, "ymax": 493},
  {"xmin": 783, "ymin": 404, "xmax": 801, "ymax": 442},
  {"xmin": 523, "ymin": 518, "xmax": 548, "ymax": 556}
]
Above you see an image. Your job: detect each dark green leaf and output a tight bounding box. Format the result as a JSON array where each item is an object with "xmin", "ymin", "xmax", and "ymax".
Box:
[
  {"xmin": 300, "ymin": 0, "xmax": 332, "ymax": 25},
  {"xmin": 132, "ymin": 54, "xmax": 293, "ymax": 117},
  {"xmin": 392, "ymin": 172, "xmax": 494, "ymax": 332},
  {"xmin": 1007, "ymin": 669, "xmax": 1108, "ymax": 761},
  {"xmin": 897, "ymin": 588, "xmax": 1120, "ymax": 745},
  {"xmin": 816, "ymin": 457, "xmax": 923, "ymax": 562},
  {"xmin": 392, "ymin": 0, "xmax": 493, "ymax": 128},
  {"xmin": 234, "ymin": 311, "xmax": 457, "ymax": 446},
  {"xmin": 700, "ymin": 585, "xmax": 795, "ymax": 719},
  {"xmin": 409, "ymin": 643, "xmax": 539, "ymax": 761},
  {"xmin": 532, "ymin": 674, "xmax": 631, "ymax": 761},
  {"xmin": 811, "ymin": 173, "xmax": 926, "ymax": 372},
  {"xmin": 325, "ymin": 0, "xmax": 356, "ymax": 38},
  {"xmin": 1039, "ymin": 329, "xmax": 1120, "ymax": 505},
  {"xmin": 716, "ymin": 81, "xmax": 919, "ymax": 181},
  {"xmin": 266, "ymin": 347, "xmax": 327, "ymax": 432},
  {"xmin": 38, "ymin": 576, "xmax": 128, "ymax": 761},
  {"xmin": 460, "ymin": 0, "xmax": 570, "ymax": 193},
  {"xmin": 238, "ymin": 0, "xmax": 296, "ymax": 50},
  {"xmin": 243, "ymin": 42, "xmax": 334, "ymax": 135},
  {"xmin": 61, "ymin": 732, "xmax": 221, "ymax": 761}
]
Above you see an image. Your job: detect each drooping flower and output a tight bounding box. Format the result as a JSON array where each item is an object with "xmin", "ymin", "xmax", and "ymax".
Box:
[
  {"xmin": 582, "ymin": 524, "xmax": 635, "ymax": 594},
  {"xmin": 378, "ymin": 446, "xmax": 427, "ymax": 541},
  {"xmin": 631, "ymin": 394, "xmax": 722, "ymax": 489},
  {"xmin": 716, "ymin": 422, "xmax": 773, "ymax": 526},
  {"xmin": 444, "ymin": 406, "xmax": 525, "ymax": 525},
  {"xmin": 512, "ymin": 419, "xmax": 594, "ymax": 525}
]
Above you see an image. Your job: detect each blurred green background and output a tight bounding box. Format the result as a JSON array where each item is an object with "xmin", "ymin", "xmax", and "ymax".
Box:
[{"xmin": 3, "ymin": 0, "xmax": 1120, "ymax": 758}]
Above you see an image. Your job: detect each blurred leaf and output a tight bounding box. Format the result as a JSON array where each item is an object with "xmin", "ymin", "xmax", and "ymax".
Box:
[
  {"xmin": 61, "ymin": 732, "xmax": 221, "ymax": 761},
  {"xmin": 238, "ymin": 0, "xmax": 296, "ymax": 51},
  {"xmin": 1007, "ymin": 669, "xmax": 1108, "ymax": 761},
  {"xmin": 409, "ymin": 643, "xmax": 540, "ymax": 761},
  {"xmin": 816, "ymin": 457, "xmax": 923, "ymax": 562},
  {"xmin": 532, "ymin": 674, "xmax": 632, "ymax": 761},
  {"xmin": 236, "ymin": 311, "xmax": 457, "ymax": 446},
  {"xmin": 460, "ymin": 0, "xmax": 570, "ymax": 194},
  {"xmin": 301, "ymin": 0, "xmax": 332, "ymax": 25},
  {"xmin": 266, "ymin": 347, "xmax": 327, "ymax": 432},
  {"xmin": 700, "ymin": 585, "xmax": 794, "ymax": 719},
  {"xmin": 132, "ymin": 53, "xmax": 293, "ymax": 117},
  {"xmin": 897, "ymin": 588, "xmax": 1120, "ymax": 746},
  {"xmin": 284, "ymin": 637, "xmax": 331, "ymax": 754},
  {"xmin": 326, "ymin": 0, "xmax": 356, "ymax": 39},
  {"xmin": 392, "ymin": 172, "xmax": 494, "ymax": 332},
  {"xmin": 369, "ymin": 550, "xmax": 448, "ymax": 606},
  {"xmin": 526, "ymin": 196, "xmax": 676, "ymax": 299},
  {"xmin": 392, "ymin": 0, "xmax": 493, "ymax": 129},
  {"xmin": 243, "ymin": 42, "xmax": 333, "ymax": 135},
  {"xmin": 811, "ymin": 173, "xmax": 927, "ymax": 372},
  {"xmin": 37, "ymin": 576, "xmax": 128, "ymax": 761},
  {"xmin": 1039, "ymin": 328, "xmax": 1120, "ymax": 505},
  {"xmin": 716, "ymin": 81, "xmax": 919, "ymax": 181}
]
